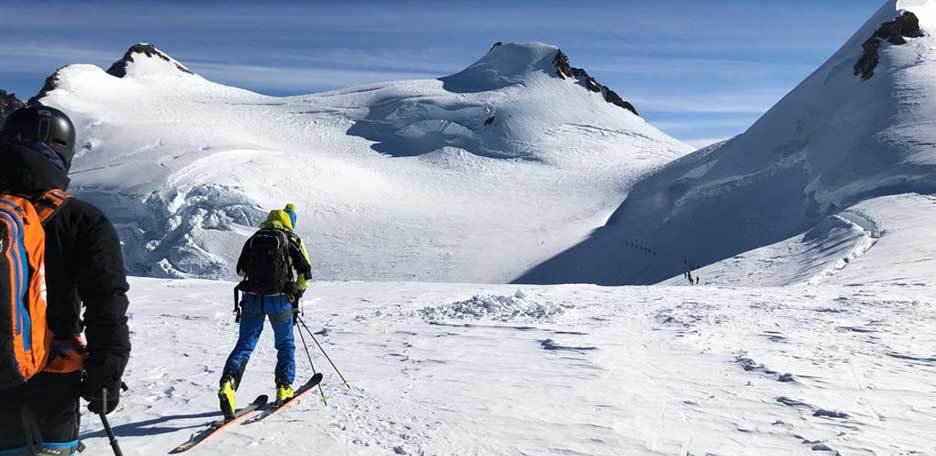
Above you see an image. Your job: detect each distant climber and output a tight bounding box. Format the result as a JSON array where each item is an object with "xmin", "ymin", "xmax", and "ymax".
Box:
[{"xmin": 219, "ymin": 203, "xmax": 312, "ymax": 419}]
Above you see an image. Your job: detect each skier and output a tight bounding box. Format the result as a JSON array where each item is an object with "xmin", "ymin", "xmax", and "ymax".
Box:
[
  {"xmin": 218, "ymin": 204, "xmax": 312, "ymax": 419},
  {"xmin": 0, "ymin": 105, "xmax": 131, "ymax": 454}
]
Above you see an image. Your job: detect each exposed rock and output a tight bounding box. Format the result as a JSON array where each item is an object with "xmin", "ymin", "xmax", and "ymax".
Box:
[
  {"xmin": 106, "ymin": 43, "xmax": 194, "ymax": 78},
  {"xmin": 855, "ymin": 11, "xmax": 925, "ymax": 80},
  {"xmin": 0, "ymin": 90, "xmax": 25, "ymax": 120},
  {"xmin": 813, "ymin": 409, "xmax": 849, "ymax": 419},
  {"xmin": 28, "ymin": 67, "xmax": 66, "ymax": 105},
  {"xmin": 552, "ymin": 49, "xmax": 640, "ymax": 116},
  {"xmin": 490, "ymin": 41, "xmax": 503, "ymax": 51}
]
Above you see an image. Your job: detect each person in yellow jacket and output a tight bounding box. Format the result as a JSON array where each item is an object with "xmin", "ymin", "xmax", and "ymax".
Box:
[{"xmin": 218, "ymin": 203, "xmax": 312, "ymax": 419}]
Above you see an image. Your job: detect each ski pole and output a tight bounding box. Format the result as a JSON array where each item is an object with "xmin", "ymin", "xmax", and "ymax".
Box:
[
  {"xmin": 297, "ymin": 316, "xmax": 351, "ymax": 389},
  {"xmin": 295, "ymin": 319, "xmax": 328, "ymax": 405},
  {"xmin": 99, "ymin": 387, "xmax": 124, "ymax": 456}
]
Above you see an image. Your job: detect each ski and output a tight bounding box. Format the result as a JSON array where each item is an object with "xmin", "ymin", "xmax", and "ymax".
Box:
[
  {"xmin": 242, "ymin": 373, "xmax": 324, "ymax": 424},
  {"xmin": 169, "ymin": 394, "xmax": 269, "ymax": 454}
]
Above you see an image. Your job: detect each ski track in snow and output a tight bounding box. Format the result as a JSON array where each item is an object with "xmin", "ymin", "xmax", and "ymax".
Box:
[{"xmin": 75, "ymin": 279, "xmax": 936, "ymax": 455}]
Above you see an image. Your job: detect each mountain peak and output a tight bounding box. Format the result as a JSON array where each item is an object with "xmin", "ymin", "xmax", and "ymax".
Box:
[
  {"xmin": 441, "ymin": 42, "xmax": 639, "ymax": 116},
  {"xmin": 106, "ymin": 43, "xmax": 194, "ymax": 78},
  {"xmin": 440, "ymin": 42, "xmax": 558, "ymax": 92}
]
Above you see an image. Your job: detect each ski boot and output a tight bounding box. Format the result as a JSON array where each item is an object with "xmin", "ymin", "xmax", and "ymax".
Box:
[
  {"xmin": 276, "ymin": 382, "xmax": 295, "ymax": 402},
  {"xmin": 219, "ymin": 379, "xmax": 236, "ymax": 420}
]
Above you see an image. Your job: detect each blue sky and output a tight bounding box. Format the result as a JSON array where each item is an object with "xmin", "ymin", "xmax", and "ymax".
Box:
[{"xmin": 0, "ymin": 0, "xmax": 884, "ymax": 147}]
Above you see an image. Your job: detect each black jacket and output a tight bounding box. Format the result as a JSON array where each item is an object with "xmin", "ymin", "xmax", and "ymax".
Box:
[{"xmin": 0, "ymin": 142, "xmax": 131, "ymax": 376}]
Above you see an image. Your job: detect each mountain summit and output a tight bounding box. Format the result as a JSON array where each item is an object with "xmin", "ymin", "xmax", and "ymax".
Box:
[
  {"xmin": 106, "ymin": 43, "xmax": 195, "ymax": 78},
  {"xmin": 520, "ymin": 0, "xmax": 936, "ymax": 286},
  {"xmin": 442, "ymin": 42, "xmax": 639, "ymax": 115}
]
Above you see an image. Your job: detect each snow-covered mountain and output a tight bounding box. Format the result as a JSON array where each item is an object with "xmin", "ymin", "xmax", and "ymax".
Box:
[
  {"xmin": 34, "ymin": 42, "xmax": 691, "ymax": 282},
  {"xmin": 520, "ymin": 0, "xmax": 936, "ymax": 286}
]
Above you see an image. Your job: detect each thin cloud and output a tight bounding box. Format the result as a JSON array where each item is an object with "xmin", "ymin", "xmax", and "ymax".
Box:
[
  {"xmin": 653, "ymin": 118, "xmax": 755, "ymax": 131},
  {"xmin": 589, "ymin": 58, "xmax": 815, "ymax": 80},
  {"xmin": 178, "ymin": 47, "xmax": 463, "ymax": 76},
  {"xmin": 631, "ymin": 91, "xmax": 785, "ymax": 114},
  {"xmin": 0, "ymin": 43, "xmax": 117, "ymax": 68},
  {"xmin": 190, "ymin": 62, "xmax": 442, "ymax": 93},
  {"xmin": 685, "ymin": 137, "xmax": 733, "ymax": 149}
]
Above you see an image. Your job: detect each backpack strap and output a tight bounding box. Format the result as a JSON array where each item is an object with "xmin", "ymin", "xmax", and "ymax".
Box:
[{"xmin": 33, "ymin": 188, "xmax": 72, "ymax": 225}]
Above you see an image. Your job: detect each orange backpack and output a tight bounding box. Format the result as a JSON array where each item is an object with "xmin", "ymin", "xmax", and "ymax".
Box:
[{"xmin": 0, "ymin": 189, "xmax": 70, "ymax": 389}]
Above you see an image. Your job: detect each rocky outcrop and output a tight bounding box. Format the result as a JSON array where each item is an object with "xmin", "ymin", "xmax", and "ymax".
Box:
[
  {"xmin": 28, "ymin": 67, "xmax": 66, "ymax": 105},
  {"xmin": 855, "ymin": 11, "xmax": 925, "ymax": 80},
  {"xmin": 0, "ymin": 90, "xmax": 25, "ymax": 120},
  {"xmin": 553, "ymin": 50, "xmax": 639, "ymax": 116},
  {"xmin": 106, "ymin": 43, "xmax": 194, "ymax": 78}
]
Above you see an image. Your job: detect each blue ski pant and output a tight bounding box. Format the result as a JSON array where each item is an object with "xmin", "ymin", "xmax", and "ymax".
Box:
[{"xmin": 222, "ymin": 293, "xmax": 296, "ymax": 387}]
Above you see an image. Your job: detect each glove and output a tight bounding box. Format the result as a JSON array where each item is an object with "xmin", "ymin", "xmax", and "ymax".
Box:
[
  {"xmin": 291, "ymin": 288, "xmax": 304, "ymax": 304},
  {"xmin": 81, "ymin": 355, "xmax": 123, "ymax": 415}
]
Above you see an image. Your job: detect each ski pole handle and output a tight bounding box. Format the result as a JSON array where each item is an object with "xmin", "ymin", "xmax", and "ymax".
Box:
[{"xmin": 100, "ymin": 387, "xmax": 124, "ymax": 456}]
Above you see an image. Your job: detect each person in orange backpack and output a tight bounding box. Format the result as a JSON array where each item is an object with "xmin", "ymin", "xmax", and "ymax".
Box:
[{"xmin": 0, "ymin": 105, "xmax": 131, "ymax": 455}]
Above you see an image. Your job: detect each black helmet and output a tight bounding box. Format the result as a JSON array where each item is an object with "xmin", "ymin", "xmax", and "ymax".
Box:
[{"xmin": 0, "ymin": 105, "xmax": 76, "ymax": 170}]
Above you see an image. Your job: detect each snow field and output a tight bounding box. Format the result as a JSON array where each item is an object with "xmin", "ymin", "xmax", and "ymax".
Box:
[{"xmin": 76, "ymin": 278, "xmax": 936, "ymax": 455}]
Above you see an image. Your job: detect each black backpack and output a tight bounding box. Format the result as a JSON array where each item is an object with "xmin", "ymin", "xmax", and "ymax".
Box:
[{"xmin": 241, "ymin": 228, "xmax": 292, "ymax": 294}]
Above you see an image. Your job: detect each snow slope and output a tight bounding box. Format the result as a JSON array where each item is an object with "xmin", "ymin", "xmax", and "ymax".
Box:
[
  {"xmin": 520, "ymin": 0, "xmax": 936, "ymax": 286},
  {"xmin": 34, "ymin": 42, "xmax": 690, "ymax": 282},
  {"xmin": 660, "ymin": 193, "xmax": 936, "ymax": 288},
  {"xmin": 74, "ymin": 278, "xmax": 936, "ymax": 455}
]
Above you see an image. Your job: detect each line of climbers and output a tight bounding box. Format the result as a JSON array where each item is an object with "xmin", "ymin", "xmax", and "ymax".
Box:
[
  {"xmin": 624, "ymin": 239, "xmax": 703, "ymax": 285},
  {"xmin": 684, "ymin": 260, "xmax": 701, "ymax": 285},
  {"xmin": 624, "ymin": 240, "xmax": 657, "ymax": 256}
]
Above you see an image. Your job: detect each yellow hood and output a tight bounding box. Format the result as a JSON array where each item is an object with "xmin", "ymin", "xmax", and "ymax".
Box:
[{"xmin": 260, "ymin": 209, "xmax": 294, "ymax": 231}]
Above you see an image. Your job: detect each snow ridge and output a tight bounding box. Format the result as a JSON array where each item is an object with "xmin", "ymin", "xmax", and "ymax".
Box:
[
  {"xmin": 418, "ymin": 289, "xmax": 569, "ymax": 322},
  {"xmin": 519, "ymin": 0, "xmax": 936, "ymax": 286},
  {"xmin": 552, "ymin": 49, "xmax": 640, "ymax": 116},
  {"xmin": 805, "ymin": 211, "xmax": 881, "ymax": 285}
]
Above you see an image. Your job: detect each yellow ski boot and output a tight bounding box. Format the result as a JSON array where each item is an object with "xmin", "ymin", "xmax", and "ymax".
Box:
[
  {"xmin": 219, "ymin": 379, "xmax": 236, "ymax": 420},
  {"xmin": 276, "ymin": 383, "xmax": 295, "ymax": 402}
]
